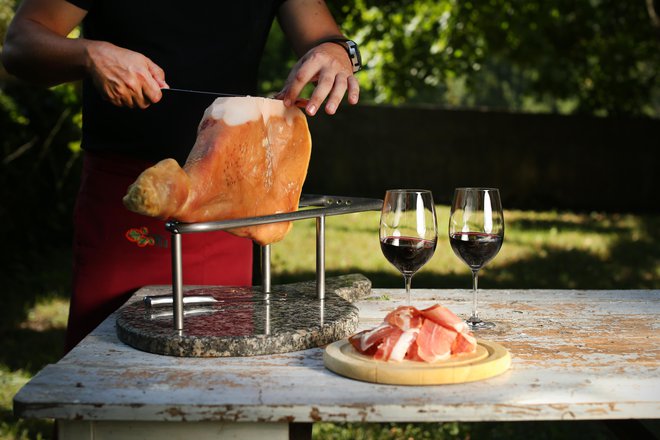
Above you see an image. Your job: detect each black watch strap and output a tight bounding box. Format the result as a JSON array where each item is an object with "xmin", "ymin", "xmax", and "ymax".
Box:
[{"xmin": 315, "ymin": 37, "xmax": 362, "ymax": 73}]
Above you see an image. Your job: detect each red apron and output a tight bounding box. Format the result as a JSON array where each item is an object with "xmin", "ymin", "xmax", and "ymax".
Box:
[{"xmin": 65, "ymin": 152, "xmax": 252, "ymax": 351}]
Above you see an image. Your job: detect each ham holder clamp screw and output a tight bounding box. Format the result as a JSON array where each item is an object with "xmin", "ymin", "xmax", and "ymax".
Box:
[{"xmin": 161, "ymin": 194, "xmax": 383, "ymax": 332}]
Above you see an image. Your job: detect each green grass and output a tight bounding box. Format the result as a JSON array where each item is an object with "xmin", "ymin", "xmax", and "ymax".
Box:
[
  {"xmin": 272, "ymin": 207, "xmax": 659, "ymax": 290},
  {"xmin": 312, "ymin": 421, "xmax": 619, "ymax": 439},
  {"xmin": 2, "ymin": 207, "xmax": 658, "ymax": 439}
]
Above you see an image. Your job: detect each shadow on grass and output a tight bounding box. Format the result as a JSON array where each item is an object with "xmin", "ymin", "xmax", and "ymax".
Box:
[
  {"xmin": 1, "ymin": 247, "xmax": 71, "ymax": 331},
  {"xmin": 0, "ymin": 409, "xmax": 54, "ymax": 440},
  {"xmin": 314, "ymin": 420, "xmax": 622, "ymax": 440},
  {"xmin": 506, "ymin": 216, "xmax": 631, "ymax": 235},
  {"xmin": 1, "ymin": 246, "xmax": 70, "ymax": 378},
  {"xmin": 1, "ymin": 328, "xmax": 66, "ymax": 375}
]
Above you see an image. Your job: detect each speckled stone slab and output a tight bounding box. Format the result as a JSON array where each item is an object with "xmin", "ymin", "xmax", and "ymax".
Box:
[{"xmin": 116, "ymin": 274, "xmax": 372, "ymax": 357}]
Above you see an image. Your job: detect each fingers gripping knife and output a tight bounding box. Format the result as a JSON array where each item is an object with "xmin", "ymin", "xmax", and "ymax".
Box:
[{"xmin": 147, "ymin": 194, "xmax": 383, "ymax": 331}]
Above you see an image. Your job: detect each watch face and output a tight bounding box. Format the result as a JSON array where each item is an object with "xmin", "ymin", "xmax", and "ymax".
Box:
[{"xmin": 346, "ymin": 40, "xmax": 362, "ymax": 73}]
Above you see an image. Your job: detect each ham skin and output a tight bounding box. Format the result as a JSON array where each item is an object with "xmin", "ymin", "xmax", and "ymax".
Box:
[
  {"xmin": 349, "ymin": 304, "xmax": 477, "ymax": 363},
  {"xmin": 122, "ymin": 96, "xmax": 312, "ymax": 246}
]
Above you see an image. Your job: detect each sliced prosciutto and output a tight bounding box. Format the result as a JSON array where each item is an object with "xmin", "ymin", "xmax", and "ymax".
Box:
[
  {"xmin": 416, "ymin": 319, "xmax": 455, "ymax": 363},
  {"xmin": 349, "ymin": 323, "xmax": 398, "ymax": 354},
  {"xmin": 373, "ymin": 327, "xmax": 404, "ymax": 361},
  {"xmin": 451, "ymin": 330, "xmax": 477, "ymax": 353},
  {"xmin": 349, "ymin": 304, "xmax": 477, "ymax": 363},
  {"xmin": 388, "ymin": 328, "xmax": 420, "ymax": 362},
  {"xmin": 384, "ymin": 306, "xmax": 423, "ymax": 330},
  {"xmin": 420, "ymin": 304, "xmax": 469, "ymax": 333}
]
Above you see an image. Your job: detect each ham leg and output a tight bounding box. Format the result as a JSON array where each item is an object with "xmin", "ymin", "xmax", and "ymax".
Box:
[{"xmin": 122, "ymin": 97, "xmax": 312, "ymax": 245}]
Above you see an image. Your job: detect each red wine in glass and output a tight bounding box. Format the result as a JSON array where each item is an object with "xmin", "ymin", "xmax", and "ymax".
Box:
[
  {"xmin": 449, "ymin": 188, "xmax": 504, "ymax": 330},
  {"xmin": 449, "ymin": 232, "xmax": 503, "ymax": 270},
  {"xmin": 381, "ymin": 236, "xmax": 437, "ymax": 274},
  {"xmin": 380, "ymin": 190, "xmax": 438, "ymax": 305}
]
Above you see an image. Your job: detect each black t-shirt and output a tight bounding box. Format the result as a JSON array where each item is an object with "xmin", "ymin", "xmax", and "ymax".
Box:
[{"xmin": 67, "ymin": 0, "xmax": 286, "ymax": 164}]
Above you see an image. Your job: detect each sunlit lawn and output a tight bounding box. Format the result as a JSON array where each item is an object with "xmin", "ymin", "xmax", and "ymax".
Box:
[
  {"xmin": 272, "ymin": 206, "xmax": 659, "ymax": 290},
  {"xmin": 2, "ymin": 207, "xmax": 658, "ymax": 439}
]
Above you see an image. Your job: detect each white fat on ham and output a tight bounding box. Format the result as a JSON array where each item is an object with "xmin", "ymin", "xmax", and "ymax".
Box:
[
  {"xmin": 208, "ymin": 96, "xmax": 296, "ymax": 127},
  {"xmin": 357, "ymin": 322, "xmax": 392, "ymax": 352},
  {"xmin": 388, "ymin": 328, "xmax": 420, "ymax": 362}
]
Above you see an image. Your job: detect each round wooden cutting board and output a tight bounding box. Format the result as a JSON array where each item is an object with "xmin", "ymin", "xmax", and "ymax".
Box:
[{"xmin": 324, "ymin": 339, "xmax": 511, "ymax": 385}]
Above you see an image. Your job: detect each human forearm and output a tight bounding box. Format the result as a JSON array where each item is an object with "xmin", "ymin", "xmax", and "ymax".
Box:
[
  {"xmin": 2, "ymin": 0, "xmax": 165, "ymax": 108},
  {"xmin": 2, "ymin": 18, "xmax": 91, "ymax": 86},
  {"xmin": 278, "ymin": 0, "xmax": 345, "ymax": 56},
  {"xmin": 4, "ymin": 22, "xmax": 166, "ymax": 108}
]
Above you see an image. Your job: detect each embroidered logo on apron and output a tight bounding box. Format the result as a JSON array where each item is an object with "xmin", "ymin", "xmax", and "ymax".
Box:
[
  {"xmin": 125, "ymin": 227, "xmax": 156, "ymax": 247},
  {"xmin": 126, "ymin": 227, "xmax": 169, "ymax": 248}
]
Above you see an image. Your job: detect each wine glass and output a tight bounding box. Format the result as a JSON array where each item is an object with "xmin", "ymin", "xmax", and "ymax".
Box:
[
  {"xmin": 380, "ymin": 189, "xmax": 438, "ymax": 305},
  {"xmin": 449, "ymin": 188, "xmax": 504, "ymax": 330}
]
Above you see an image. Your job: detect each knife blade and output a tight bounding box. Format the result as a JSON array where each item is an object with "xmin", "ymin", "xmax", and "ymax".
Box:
[{"xmin": 162, "ymin": 88, "xmax": 309, "ymax": 109}]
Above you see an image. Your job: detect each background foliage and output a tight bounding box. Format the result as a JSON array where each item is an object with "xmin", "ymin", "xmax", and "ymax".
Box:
[
  {"xmin": 1, "ymin": 1, "xmax": 659, "ymax": 438},
  {"xmin": 0, "ymin": 0, "xmax": 657, "ymax": 318},
  {"xmin": 1, "ymin": 0, "xmax": 658, "ymax": 338},
  {"xmin": 264, "ymin": 0, "xmax": 660, "ymax": 117},
  {"xmin": 1, "ymin": 0, "xmax": 82, "ymax": 256}
]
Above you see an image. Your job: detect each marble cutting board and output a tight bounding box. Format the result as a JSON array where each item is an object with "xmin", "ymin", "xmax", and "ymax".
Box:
[{"xmin": 116, "ymin": 274, "xmax": 372, "ymax": 357}]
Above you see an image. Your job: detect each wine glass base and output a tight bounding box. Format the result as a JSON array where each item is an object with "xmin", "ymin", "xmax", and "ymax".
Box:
[{"xmin": 466, "ymin": 319, "xmax": 496, "ymax": 330}]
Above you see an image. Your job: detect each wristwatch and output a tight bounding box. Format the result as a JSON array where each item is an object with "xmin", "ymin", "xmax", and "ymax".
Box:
[{"xmin": 317, "ymin": 38, "xmax": 363, "ymax": 73}]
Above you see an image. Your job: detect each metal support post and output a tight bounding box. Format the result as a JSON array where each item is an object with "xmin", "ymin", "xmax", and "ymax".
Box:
[
  {"xmin": 316, "ymin": 215, "xmax": 326, "ymax": 300},
  {"xmin": 261, "ymin": 244, "xmax": 271, "ymax": 293},
  {"xmin": 171, "ymin": 232, "xmax": 184, "ymax": 331},
  {"xmin": 261, "ymin": 245, "xmax": 272, "ymax": 334}
]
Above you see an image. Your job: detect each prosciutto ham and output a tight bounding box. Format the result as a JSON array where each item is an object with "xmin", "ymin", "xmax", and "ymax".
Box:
[
  {"xmin": 122, "ymin": 96, "xmax": 312, "ymax": 246},
  {"xmin": 349, "ymin": 304, "xmax": 477, "ymax": 363}
]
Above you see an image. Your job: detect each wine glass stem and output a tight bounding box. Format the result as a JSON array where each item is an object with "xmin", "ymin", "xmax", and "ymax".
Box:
[
  {"xmin": 403, "ymin": 274, "xmax": 413, "ymax": 305},
  {"xmin": 470, "ymin": 269, "xmax": 480, "ymax": 322}
]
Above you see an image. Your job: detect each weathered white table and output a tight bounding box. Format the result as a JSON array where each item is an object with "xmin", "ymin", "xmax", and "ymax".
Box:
[{"xmin": 14, "ymin": 288, "xmax": 660, "ymax": 439}]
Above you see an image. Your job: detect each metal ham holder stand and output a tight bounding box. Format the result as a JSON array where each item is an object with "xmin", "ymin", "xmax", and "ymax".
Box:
[
  {"xmin": 116, "ymin": 193, "xmax": 382, "ymax": 357},
  {"xmin": 163, "ymin": 194, "xmax": 383, "ymax": 333}
]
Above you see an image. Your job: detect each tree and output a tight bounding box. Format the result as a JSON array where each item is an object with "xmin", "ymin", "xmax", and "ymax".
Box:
[
  {"xmin": 0, "ymin": 0, "xmax": 83, "ymax": 252},
  {"xmin": 324, "ymin": 0, "xmax": 660, "ymax": 117}
]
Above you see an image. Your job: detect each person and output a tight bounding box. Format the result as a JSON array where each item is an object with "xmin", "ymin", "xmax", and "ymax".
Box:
[{"xmin": 2, "ymin": 0, "xmax": 361, "ymax": 353}]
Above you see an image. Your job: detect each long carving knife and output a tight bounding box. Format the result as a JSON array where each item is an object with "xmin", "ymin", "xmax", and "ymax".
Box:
[
  {"xmin": 142, "ymin": 294, "xmax": 290, "ymax": 307},
  {"xmin": 162, "ymin": 88, "xmax": 309, "ymax": 108}
]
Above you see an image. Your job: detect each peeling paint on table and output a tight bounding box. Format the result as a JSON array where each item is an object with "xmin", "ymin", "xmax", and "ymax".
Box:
[{"xmin": 13, "ymin": 288, "xmax": 660, "ymax": 438}]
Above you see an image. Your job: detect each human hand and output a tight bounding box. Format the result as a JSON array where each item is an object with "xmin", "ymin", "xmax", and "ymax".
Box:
[
  {"xmin": 277, "ymin": 42, "xmax": 359, "ymax": 116},
  {"xmin": 85, "ymin": 41, "xmax": 168, "ymax": 109}
]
